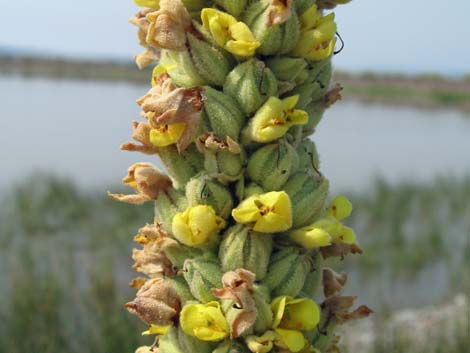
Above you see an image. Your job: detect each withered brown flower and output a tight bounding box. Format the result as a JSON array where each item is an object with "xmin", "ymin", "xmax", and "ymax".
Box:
[
  {"xmin": 212, "ymin": 269, "xmax": 257, "ymax": 338},
  {"xmin": 108, "ymin": 163, "xmax": 172, "ymax": 204},
  {"xmin": 125, "ymin": 278, "xmax": 181, "ymax": 325},
  {"xmin": 267, "ymin": 0, "xmax": 293, "ymax": 26},
  {"xmin": 322, "ymin": 267, "xmax": 347, "ymax": 298}
]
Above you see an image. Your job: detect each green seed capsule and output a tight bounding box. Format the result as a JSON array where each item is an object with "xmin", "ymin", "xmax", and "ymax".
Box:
[
  {"xmin": 224, "ymin": 59, "xmax": 278, "ymax": 114},
  {"xmin": 219, "ymin": 224, "xmax": 273, "ymax": 280},
  {"xmin": 187, "ymin": 33, "xmax": 232, "ymax": 87},
  {"xmin": 288, "ymin": 82, "xmax": 316, "ymax": 109},
  {"xmin": 160, "ymin": 49, "xmax": 206, "ymax": 87},
  {"xmin": 185, "ymin": 174, "xmax": 234, "ymax": 218},
  {"xmin": 213, "ymin": 0, "xmax": 247, "ymax": 17},
  {"xmin": 284, "ymin": 170, "xmax": 330, "ymax": 228},
  {"xmin": 302, "ymin": 102, "xmax": 325, "ymax": 137},
  {"xmin": 300, "ymin": 252, "xmax": 322, "ymax": 298},
  {"xmin": 245, "ymin": 2, "xmax": 300, "ymax": 55},
  {"xmin": 263, "ymin": 247, "xmax": 310, "ymax": 297},
  {"xmin": 252, "ymin": 285, "xmax": 274, "ymax": 334},
  {"xmin": 202, "ymin": 87, "xmax": 246, "ymax": 141},
  {"xmin": 247, "ymin": 140, "xmax": 299, "ymax": 191},
  {"xmin": 183, "ymin": 257, "xmax": 223, "ymax": 303},
  {"xmin": 265, "ymin": 57, "xmax": 308, "ymax": 82},
  {"xmin": 296, "ymin": 139, "xmax": 320, "ymax": 171},
  {"xmin": 159, "ymin": 326, "xmax": 213, "ymax": 353},
  {"xmin": 167, "ymin": 275, "xmax": 197, "ymax": 303},
  {"xmin": 154, "ymin": 188, "xmax": 187, "ymax": 234},
  {"xmin": 305, "ymin": 59, "xmax": 333, "ymax": 102},
  {"xmin": 158, "ymin": 144, "xmax": 204, "ymax": 189}
]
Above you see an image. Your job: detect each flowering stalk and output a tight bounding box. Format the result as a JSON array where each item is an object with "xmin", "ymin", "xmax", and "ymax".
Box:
[{"xmin": 112, "ymin": 0, "xmax": 371, "ymax": 352}]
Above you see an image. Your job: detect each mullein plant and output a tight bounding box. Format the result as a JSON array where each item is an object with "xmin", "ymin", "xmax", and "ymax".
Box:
[{"xmin": 110, "ymin": 0, "xmax": 372, "ymax": 352}]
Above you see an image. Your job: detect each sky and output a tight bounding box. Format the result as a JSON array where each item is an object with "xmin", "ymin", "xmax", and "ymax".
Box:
[{"xmin": 0, "ymin": 0, "xmax": 469, "ymax": 75}]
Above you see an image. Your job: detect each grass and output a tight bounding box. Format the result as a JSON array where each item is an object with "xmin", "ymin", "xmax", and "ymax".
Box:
[{"xmin": 0, "ymin": 174, "xmax": 468, "ymax": 352}]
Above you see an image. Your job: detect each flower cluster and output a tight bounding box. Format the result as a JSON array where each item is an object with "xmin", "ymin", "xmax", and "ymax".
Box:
[{"xmin": 111, "ymin": 0, "xmax": 371, "ymax": 352}]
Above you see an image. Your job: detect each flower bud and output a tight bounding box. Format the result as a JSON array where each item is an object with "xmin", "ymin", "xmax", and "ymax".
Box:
[
  {"xmin": 296, "ymin": 139, "xmax": 320, "ymax": 171},
  {"xmin": 125, "ymin": 278, "xmax": 181, "ymax": 325},
  {"xmin": 154, "ymin": 187, "xmax": 188, "ymax": 235},
  {"xmin": 185, "ymin": 174, "xmax": 233, "ymax": 218},
  {"xmin": 202, "ymin": 86, "xmax": 246, "ymax": 141},
  {"xmin": 197, "ymin": 133, "xmax": 244, "ymax": 181},
  {"xmin": 245, "ymin": 331, "xmax": 277, "ymax": 353},
  {"xmin": 232, "ymin": 191, "xmax": 293, "ymax": 233},
  {"xmin": 304, "ymin": 59, "xmax": 333, "ymax": 101},
  {"xmin": 224, "ymin": 59, "xmax": 278, "ymax": 115},
  {"xmin": 187, "ymin": 33, "xmax": 233, "ymax": 87},
  {"xmin": 300, "ymin": 252, "xmax": 322, "ymax": 297},
  {"xmin": 172, "ymin": 205, "xmax": 226, "ymax": 247},
  {"xmin": 167, "ymin": 275, "xmax": 196, "ymax": 303},
  {"xmin": 213, "ymin": 0, "xmax": 247, "ymax": 17},
  {"xmin": 243, "ymin": 183, "xmax": 265, "ymax": 199},
  {"xmin": 183, "ymin": 257, "xmax": 223, "ymax": 302},
  {"xmin": 247, "ymin": 140, "xmax": 299, "ymax": 191},
  {"xmin": 291, "ymin": 6, "xmax": 337, "ymax": 61},
  {"xmin": 242, "ymin": 95, "xmax": 308, "ymax": 144},
  {"xmin": 283, "ymin": 170, "xmax": 329, "ymax": 228},
  {"xmin": 252, "ymin": 285, "xmax": 274, "ymax": 334},
  {"xmin": 263, "ymin": 247, "xmax": 310, "ymax": 297},
  {"xmin": 160, "ymin": 48, "xmax": 206, "ymax": 87},
  {"xmin": 219, "ymin": 224, "xmax": 273, "ymax": 280},
  {"xmin": 302, "ymin": 102, "xmax": 325, "ymax": 137},
  {"xmin": 265, "ymin": 57, "xmax": 307, "ymax": 83},
  {"xmin": 180, "ymin": 301, "xmax": 229, "ymax": 342},
  {"xmin": 157, "ymin": 144, "xmax": 204, "ymax": 189},
  {"xmin": 201, "ymin": 8, "xmax": 260, "ymax": 57},
  {"xmin": 159, "ymin": 325, "xmax": 214, "ymax": 353},
  {"xmin": 245, "ymin": 1, "xmax": 300, "ymax": 55},
  {"xmin": 288, "ymin": 82, "xmax": 316, "ymax": 109}
]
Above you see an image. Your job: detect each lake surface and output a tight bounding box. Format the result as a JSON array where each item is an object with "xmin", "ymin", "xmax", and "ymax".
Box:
[{"xmin": 1, "ymin": 76, "xmax": 470, "ymax": 192}]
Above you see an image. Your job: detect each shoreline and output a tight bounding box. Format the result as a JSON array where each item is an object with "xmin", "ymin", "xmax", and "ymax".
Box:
[{"xmin": 2, "ymin": 55, "xmax": 469, "ymax": 113}]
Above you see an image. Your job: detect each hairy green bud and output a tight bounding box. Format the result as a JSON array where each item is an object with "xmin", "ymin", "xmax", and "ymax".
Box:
[
  {"xmin": 265, "ymin": 57, "xmax": 308, "ymax": 83},
  {"xmin": 183, "ymin": 257, "xmax": 223, "ymax": 303},
  {"xmin": 187, "ymin": 33, "xmax": 233, "ymax": 87},
  {"xmin": 245, "ymin": 2, "xmax": 300, "ymax": 55},
  {"xmin": 219, "ymin": 224, "xmax": 273, "ymax": 280},
  {"xmin": 263, "ymin": 247, "xmax": 310, "ymax": 297},
  {"xmin": 201, "ymin": 87, "xmax": 246, "ymax": 141},
  {"xmin": 247, "ymin": 140, "xmax": 299, "ymax": 191},
  {"xmin": 213, "ymin": 0, "xmax": 247, "ymax": 17},
  {"xmin": 159, "ymin": 326, "xmax": 213, "ymax": 353},
  {"xmin": 297, "ymin": 139, "xmax": 320, "ymax": 171},
  {"xmin": 284, "ymin": 170, "xmax": 330, "ymax": 228},
  {"xmin": 224, "ymin": 59, "xmax": 278, "ymax": 115},
  {"xmin": 185, "ymin": 174, "xmax": 234, "ymax": 218},
  {"xmin": 154, "ymin": 188, "xmax": 187, "ymax": 234},
  {"xmin": 158, "ymin": 144, "xmax": 204, "ymax": 189}
]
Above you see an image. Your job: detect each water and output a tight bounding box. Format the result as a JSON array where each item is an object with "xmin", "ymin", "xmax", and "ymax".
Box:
[{"xmin": 1, "ymin": 76, "xmax": 470, "ymax": 192}]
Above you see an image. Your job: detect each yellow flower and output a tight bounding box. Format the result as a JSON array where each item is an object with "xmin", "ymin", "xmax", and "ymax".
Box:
[
  {"xmin": 142, "ymin": 324, "xmax": 171, "ymax": 336},
  {"xmin": 327, "ymin": 195, "xmax": 352, "ymax": 221},
  {"xmin": 289, "ymin": 226, "xmax": 332, "ymax": 249},
  {"xmin": 246, "ymin": 331, "xmax": 277, "ymax": 353},
  {"xmin": 290, "ymin": 195, "xmax": 356, "ymax": 248},
  {"xmin": 172, "ymin": 205, "xmax": 226, "ymax": 246},
  {"xmin": 243, "ymin": 95, "xmax": 308, "ymax": 143},
  {"xmin": 201, "ymin": 8, "xmax": 260, "ymax": 57},
  {"xmin": 180, "ymin": 302, "xmax": 229, "ymax": 342},
  {"xmin": 291, "ymin": 5, "xmax": 337, "ymax": 61},
  {"xmin": 271, "ymin": 296, "xmax": 320, "ymax": 353},
  {"xmin": 134, "ymin": 0, "xmax": 159, "ymax": 9},
  {"xmin": 232, "ymin": 191, "xmax": 292, "ymax": 233},
  {"xmin": 149, "ymin": 123, "xmax": 186, "ymax": 147}
]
